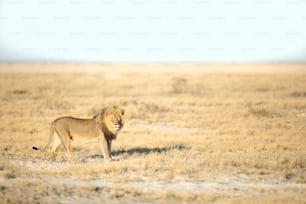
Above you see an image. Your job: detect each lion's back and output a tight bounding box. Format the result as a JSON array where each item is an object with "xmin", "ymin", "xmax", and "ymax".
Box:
[{"xmin": 53, "ymin": 116, "xmax": 97, "ymax": 139}]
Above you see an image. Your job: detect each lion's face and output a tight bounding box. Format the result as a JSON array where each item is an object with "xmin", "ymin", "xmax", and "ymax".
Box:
[
  {"xmin": 110, "ymin": 111, "xmax": 124, "ymax": 131},
  {"xmin": 102, "ymin": 106, "xmax": 125, "ymax": 134}
]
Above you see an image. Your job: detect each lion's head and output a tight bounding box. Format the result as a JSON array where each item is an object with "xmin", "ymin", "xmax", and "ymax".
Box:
[{"xmin": 100, "ymin": 106, "xmax": 125, "ymax": 138}]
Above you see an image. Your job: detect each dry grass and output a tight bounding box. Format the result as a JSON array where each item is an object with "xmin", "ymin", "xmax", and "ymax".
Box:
[{"xmin": 0, "ymin": 64, "xmax": 305, "ymax": 203}]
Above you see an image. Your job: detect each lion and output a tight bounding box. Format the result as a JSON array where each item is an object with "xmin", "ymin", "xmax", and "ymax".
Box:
[{"xmin": 32, "ymin": 106, "xmax": 124, "ymax": 161}]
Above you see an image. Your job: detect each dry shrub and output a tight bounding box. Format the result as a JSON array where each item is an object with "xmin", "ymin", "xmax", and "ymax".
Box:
[
  {"xmin": 127, "ymin": 101, "xmax": 169, "ymax": 120},
  {"xmin": 170, "ymin": 77, "xmax": 210, "ymax": 96},
  {"xmin": 243, "ymin": 103, "xmax": 282, "ymax": 118},
  {"xmin": 171, "ymin": 77, "xmax": 188, "ymax": 94},
  {"xmin": 12, "ymin": 89, "xmax": 28, "ymax": 95},
  {"xmin": 290, "ymin": 91, "xmax": 306, "ymax": 98},
  {"xmin": 139, "ymin": 101, "xmax": 169, "ymax": 113}
]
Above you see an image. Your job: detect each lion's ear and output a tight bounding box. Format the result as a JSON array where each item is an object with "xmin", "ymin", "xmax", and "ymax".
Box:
[{"xmin": 121, "ymin": 109, "xmax": 125, "ymax": 116}]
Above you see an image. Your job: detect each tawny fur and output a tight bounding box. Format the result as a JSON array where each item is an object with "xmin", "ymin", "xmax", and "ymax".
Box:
[{"xmin": 33, "ymin": 106, "xmax": 124, "ymax": 161}]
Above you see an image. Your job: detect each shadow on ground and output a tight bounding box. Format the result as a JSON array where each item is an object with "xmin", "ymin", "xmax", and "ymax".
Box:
[
  {"xmin": 113, "ymin": 144, "xmax": 191, "ymax": 156},
  {"xmin": 89, "ymin": 144, "xmax": 190, "ymax": 159}
]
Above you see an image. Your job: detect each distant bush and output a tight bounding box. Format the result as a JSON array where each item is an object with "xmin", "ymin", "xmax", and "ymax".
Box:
[
  {"xmin": 244, "ymin": 103, "xmax": 282, "ymax": 118},
  {"xmin": 171, "ymin": 77, "xmax": 187, "ymax": 94},
  {"xmin": 290, "ymin": 91, "xmax": 306, "ymax": 98}
]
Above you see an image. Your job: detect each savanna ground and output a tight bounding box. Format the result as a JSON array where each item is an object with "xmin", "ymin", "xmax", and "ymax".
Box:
[{"xmin": 0, "ymin": 63, "xmax": 305, "ymax": 203}]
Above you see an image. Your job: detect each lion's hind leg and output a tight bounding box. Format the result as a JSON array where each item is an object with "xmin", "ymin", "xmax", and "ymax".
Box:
[
  {"xmin": 41, "ymin": 124, "xmax": 62, "ymax": 159},
  {"xmin": 32, "ymin": 123, "xmax": 61, "ymax": 153},
  {"xmin": 54, "ymin": 126, "xmax": 73, "ymax": 159},
  {"xmin": 48, "ymin": 131, "xmax": 62, "ymax": 153}
]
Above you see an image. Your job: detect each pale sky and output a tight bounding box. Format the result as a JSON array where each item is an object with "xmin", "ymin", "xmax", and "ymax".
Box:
[{"xmin": 0, "ymin": 0, "xmax": 305, "ymax": 62}]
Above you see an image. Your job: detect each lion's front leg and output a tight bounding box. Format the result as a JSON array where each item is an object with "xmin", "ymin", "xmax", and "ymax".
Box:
[
  {"xmin": 98, "ymin": 132, "xmax": 111, "ymax": 162},
  {"xmin": 107, "ymin": 139, "xmax": 112, "ymax": 159}
]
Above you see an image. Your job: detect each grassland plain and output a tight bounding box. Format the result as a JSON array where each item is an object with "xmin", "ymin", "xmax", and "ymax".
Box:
[{"xmin": 0, "ymin": 64, "xmax": 305, "ymax": 203}]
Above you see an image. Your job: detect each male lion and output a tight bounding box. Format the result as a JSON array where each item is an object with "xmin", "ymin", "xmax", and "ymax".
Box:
[{"xmin": 32, "ymin": 106, "xmax": 124, "ymax": 161}]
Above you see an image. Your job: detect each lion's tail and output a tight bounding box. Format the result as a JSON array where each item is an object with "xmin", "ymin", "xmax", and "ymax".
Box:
[
  {"xmin": 32, "ymin": 146, "xmax": 47, "ymax": 151},
  {"xmin": 32, "ymin": 146, "xmax": 41, "ymax": 151},
  {"xmin": 32, "ymin": 143, "xmax": 50, "ymax": 152},
  {"xmin": 32, "ymin": 143, "xmax": 49, "ymax": 152},
  {"xmin": 32, "ymin": 122, "xmax": 56, "ymax": 152}
]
